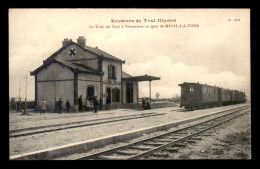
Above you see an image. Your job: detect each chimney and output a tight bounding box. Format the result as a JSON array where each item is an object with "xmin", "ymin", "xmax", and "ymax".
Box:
[
  {"xmin": 77, "ymin": 36, "xmax": 86, "ymax": 46},
  {"xmin": 62, "ymin": 38, "xmax": 69, "ymax": 46}
]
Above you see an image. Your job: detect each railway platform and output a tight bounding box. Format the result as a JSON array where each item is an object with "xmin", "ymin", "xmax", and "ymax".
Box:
[{"xmin": 9, "ymin": 103, "xmax": 250, "ymax": 160}]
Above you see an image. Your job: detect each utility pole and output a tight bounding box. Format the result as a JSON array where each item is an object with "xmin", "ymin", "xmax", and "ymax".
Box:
[
  {"xmin": 19, "ymin": 81, "xmax": 21, "ymax": 101},
  {"xmin": 24, "ymin": 74, "xmax": 28, "ymax": 114},
  {"xmin": 18, "ymin": 81, "xmax": 21, "ymax": 112}
]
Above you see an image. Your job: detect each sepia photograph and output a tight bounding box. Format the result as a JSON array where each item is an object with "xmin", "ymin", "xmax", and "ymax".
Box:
[{"xmin": 9, "ymin": 8, "xmax": 251, "ymax": 160}]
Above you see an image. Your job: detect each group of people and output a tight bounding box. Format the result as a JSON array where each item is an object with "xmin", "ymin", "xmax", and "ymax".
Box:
[
  {"xmin": 141, "ymin": 98, "xmax": 151, "ymax": 110},
  {"xmin": 39, "ymin": 98, "xmax": 71, "ymax": 114},
  {"xmin": 78, "ymin": 95, "xmax": 100, "ymax": 113}
]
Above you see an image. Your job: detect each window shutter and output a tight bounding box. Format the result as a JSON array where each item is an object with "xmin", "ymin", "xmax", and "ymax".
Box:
[
  {"xmin": 108, "ymin": 65, "xmax": 111, "ymax": 79},
  {"xmin": 114, "ymin": 66, "xmax": 117, "ymax": 80}
]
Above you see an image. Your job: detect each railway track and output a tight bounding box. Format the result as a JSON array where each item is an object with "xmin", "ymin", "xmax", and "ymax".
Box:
[
  {"xmin": 9, "ymin": 112, "xmax": 166, "ymax": 138},
  {"xmin": 75, "ymin": 105, "xmax": 250, "ymax": 160}
]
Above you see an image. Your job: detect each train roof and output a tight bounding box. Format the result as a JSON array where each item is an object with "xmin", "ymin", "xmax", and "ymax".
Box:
[
  {"xmin": 178, "ymin": 82, "xmax": 243, "ymax": 92},
  {"xmin": 178, "ymin": 82, "xmax": 218, "ymax": 88}
]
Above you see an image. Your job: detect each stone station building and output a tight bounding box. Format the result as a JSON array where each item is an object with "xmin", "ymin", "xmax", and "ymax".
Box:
[{"xmin": 30, "ymin": 36, "xmax": 160, "ymax": 111}]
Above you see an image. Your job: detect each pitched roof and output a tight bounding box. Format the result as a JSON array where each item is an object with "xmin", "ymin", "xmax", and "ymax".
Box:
[
  {"xmin": 84, "ymin": 45, "xmax": 124, "ymax": 63},
  {"xmin": 122, "ymin": 71, "xmax": 132, "ymax": 78},
  {"xmin": 30, "ymin": 59, "xmax": 103, "ymax": 76},
  {"xmin": 44, "ymin": 40, "xmax": 125, "ymax": 64}
]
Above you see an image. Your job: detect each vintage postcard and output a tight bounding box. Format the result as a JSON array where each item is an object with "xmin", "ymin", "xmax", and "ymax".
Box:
[{"xmin": 9, "ymin": 8, "xmax": 251, "ymax": 160}]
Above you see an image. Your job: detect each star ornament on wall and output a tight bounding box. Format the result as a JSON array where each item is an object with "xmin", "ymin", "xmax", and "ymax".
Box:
[{"xmin": 69, "ymin": 48, "xmax": 76, "ymax": 56}]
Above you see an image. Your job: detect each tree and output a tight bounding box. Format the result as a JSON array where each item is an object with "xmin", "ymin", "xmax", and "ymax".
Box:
[
  {"xmin": 155, "ymin": 92, "xmax": 160, "ymax": 100},
  {"xmin": 9, "ymin": 97, "xmax": 16, "ymax": 110}
]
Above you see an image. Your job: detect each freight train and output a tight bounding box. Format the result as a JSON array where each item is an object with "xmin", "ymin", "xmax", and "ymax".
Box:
[{"xmin": 178, "ymin": 82, "xmax": 247, "ymax": 111}]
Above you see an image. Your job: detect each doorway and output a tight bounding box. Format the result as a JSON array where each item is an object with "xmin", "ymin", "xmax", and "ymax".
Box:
[
  {"xmin": 126, "ymin": 82, "xmax": 133, "ymax": 103},
  {"xmin": 106, "ymin": 87, "xmax": 111, "ymax": 104},
  {"xmin": 86, "ymin": 85, "xmax": 95, "ymax": 99}
]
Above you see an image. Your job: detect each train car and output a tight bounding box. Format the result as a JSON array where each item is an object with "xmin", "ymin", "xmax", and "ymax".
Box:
[
  {"xmin": 237, "ymin": 91, "xmax": 247, "ymax": 103},
  {"xmin": 201, "ymin": 84, "xmax": 219, "ymax": 107},
  {"xmin": 220, "ymin": 88, "xmax": 232, "ymax": 106},
  {"xmin": 178, "ymin": 82, "xmax": 202, "ymax": 110},
  {"xmin": 178, "ymin": 82, "xmax": 219, "ymax": 110},
  {"xmin": 230, "ymin": 90, "xmax": 236, "ymax": 104},
  {"xmin": 179, "ymin": 82, "xmax": 247, "ymax": 111}
]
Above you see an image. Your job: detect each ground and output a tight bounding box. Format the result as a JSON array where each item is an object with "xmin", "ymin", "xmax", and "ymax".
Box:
[{"xmin": 171, "ymin": 111, "xmax": 251, "ymax": 159}]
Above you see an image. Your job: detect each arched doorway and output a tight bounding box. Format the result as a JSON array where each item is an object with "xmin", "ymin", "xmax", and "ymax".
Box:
[{"xmin": 86, "ymin": 85, "xmax": 95, "ymax": 99}]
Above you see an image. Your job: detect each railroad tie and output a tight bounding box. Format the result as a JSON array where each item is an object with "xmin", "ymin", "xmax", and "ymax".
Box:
[
  {"xmin": 116, "ymin": 150, "xmax": 138, "ymax": 156},
  {"xmin": 142, "ymin": 142, "xmax": 164, "ymax": 146},
  {"xmin": 153, "ymin": 139, "xmax": 173, "ymax": 142},
  {"xmin": 173, "ymin": 143, "xmax": 187, "ymax": 147},
  {"xmin": 185, "ymin": 140, "xmax": 196, "ymax": 144},
  {"xmin": 190, "ymin": 137, "xmax": 202, "ymax": 140},
  {"xmin": 98, "ymin": 155, "xmax": 126, "ymax": 160},
  {"xmin": 175, "ymin": 132, "xmax": 190, "ymax": 135},
  {"xmin": 131, "ymin": 145, "xmax": 154, "ymax": 151},
  {"xmin": 170, "ymin": 137, "xmax": 182, "ymax": 140},
  {"xmin": 151, "ymin": 152, "xmax": 169, "ymax": 158},
  {"xmin": 201, "ymin": 134, "xmax": 211, "ymax": 136},
  {"xmin": 165, "ymin": 147, "xmax": 179, "ymax": 152}
]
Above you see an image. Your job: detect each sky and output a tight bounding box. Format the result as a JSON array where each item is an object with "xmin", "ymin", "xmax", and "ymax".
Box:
[{"xmin": 9, "ymin": 8, "xmax": 250, "ymax": 100}]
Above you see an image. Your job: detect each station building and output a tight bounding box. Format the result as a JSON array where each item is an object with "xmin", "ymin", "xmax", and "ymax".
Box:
[{"xmin": 30, "ymin": 36, "xmax": 160, "ymax": 111}]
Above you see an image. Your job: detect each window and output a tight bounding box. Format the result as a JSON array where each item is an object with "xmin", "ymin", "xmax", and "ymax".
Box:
[
  {"xmin": 190, "ymin": 86, "xmax": 194, "ymax": 92},
  {"xmin": 112, "ymin": 88, "xmax": 120, "ymax": 102},
  {"xmin": 98, "ymin": 60, "xmax": 102, "ymax": 72},
  {"xmin": 214, "ymin": 88, "xmax": 216, "ymax": 94},
  {"xmin": 108, "ymin": 65, "xmax": 116, "ymax": 79}
]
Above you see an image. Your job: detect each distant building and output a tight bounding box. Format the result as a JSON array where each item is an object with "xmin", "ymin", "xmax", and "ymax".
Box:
[{"xmin": 30, "ymin": 36, "xmax": 160, "ymax": 111}]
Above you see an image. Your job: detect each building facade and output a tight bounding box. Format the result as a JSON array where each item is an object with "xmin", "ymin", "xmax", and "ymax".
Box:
[{"xmin": 31, "ymin": 36, "xmax": 159, "ymax": 111}]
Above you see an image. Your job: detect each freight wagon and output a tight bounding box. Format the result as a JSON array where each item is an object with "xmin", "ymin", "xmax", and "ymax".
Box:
[{"xmin": 178, "ymin": 82, "xmax": 247, "ymax": 111}]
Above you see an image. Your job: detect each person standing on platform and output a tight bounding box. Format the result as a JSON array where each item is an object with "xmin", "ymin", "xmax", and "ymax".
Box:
[
  {"xmin": 93, "ymin": 96, "xmax": 99, "ymax": 113},
  {"xmin": 40, "ymin": 99, "xmax": 48, "ymax": 114},
  {"xmin": 66, "ymin": 99, "xmax": 71, "ymax": 113},
  {"xmin": 78, "ymin": 95, "xmax": 83, "ymax": 111},
  {"xmin": 142, "ymin": 98, "xmax": 145, "ymax": 110},
  {"xmin": 106, "ymin": 96, "xmax": 110, "ymax": 110},
  {"xmin": 58, "ymin": 98, "xmax": 63, "ymax": 113},
  {"xmin": 86, "ymin": 97, "xmax": 91, "ymax": 111}
]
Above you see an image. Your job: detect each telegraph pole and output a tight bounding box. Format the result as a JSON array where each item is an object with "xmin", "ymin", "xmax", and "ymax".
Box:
[
  {"xmin": 19, "ymin": 81, "xmax": 21, "ymax": 101},
  {"xmin": 24, "ymin": 74, "xmax": 28, "ymax": 114}
]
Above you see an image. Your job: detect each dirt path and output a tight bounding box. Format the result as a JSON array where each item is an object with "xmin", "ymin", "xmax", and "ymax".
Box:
[{"xmin": 168, "ymin": 111, "xmax": 251, "ymax": 159}]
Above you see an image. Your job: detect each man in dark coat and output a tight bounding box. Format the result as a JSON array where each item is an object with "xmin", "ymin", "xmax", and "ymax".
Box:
[
  {"xmin": 66, "ymin": 99, "xmax": 71, "ymax": 112},
  {"xmin": 58, "ymin": 98, "xmax": 63, "ymax": 113},
  {"xmin": 93, "ymin": 96, "xmax": 99, "ymax": 113},
  {"xmin": 78, "ymin": 95, "xmax": 83, "ymax": 111},
  {"xmin": 141, "ymin": 98, "xmax": 145, "ymax": 110},
  {"xmin": 106, "ymin": 96, "xmax": 110, "ymax": 110}
]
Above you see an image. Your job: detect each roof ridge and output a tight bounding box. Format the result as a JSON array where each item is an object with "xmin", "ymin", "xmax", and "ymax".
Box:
[{"xmin": 85, "ymin": 45, "xmax": 123, "ymax": 62}]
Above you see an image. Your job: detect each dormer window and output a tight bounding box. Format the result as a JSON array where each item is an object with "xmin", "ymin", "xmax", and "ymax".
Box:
[{"xmin": 108, "ymin": 65, "xmax": 116, "ymax": 79}]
